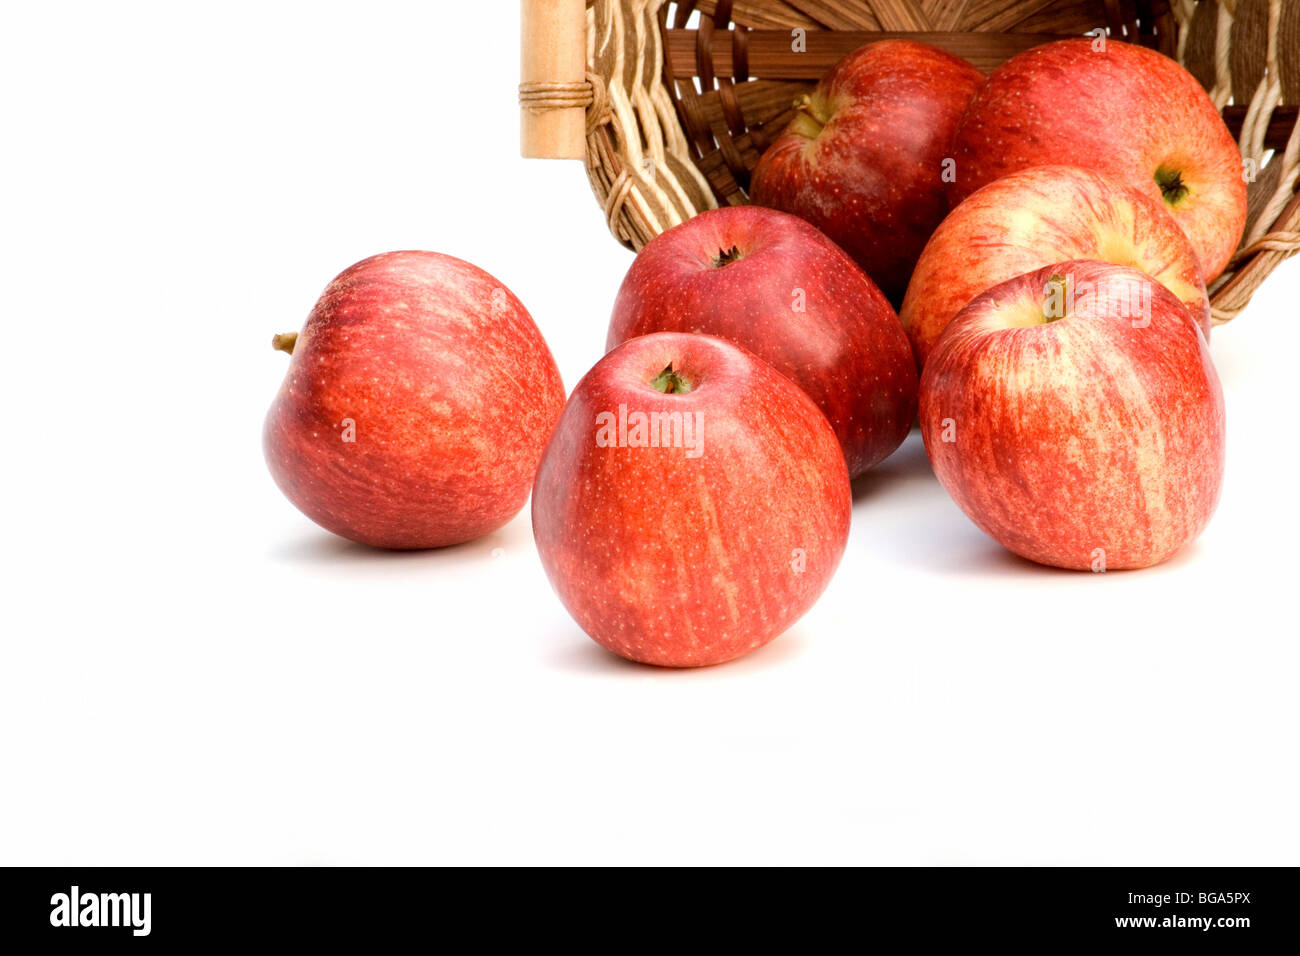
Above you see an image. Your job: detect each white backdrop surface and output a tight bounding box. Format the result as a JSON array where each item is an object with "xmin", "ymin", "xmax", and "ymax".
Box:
[{"xmin": 1, "ymin": 2, "xmax": 1296, "ymax": 865}]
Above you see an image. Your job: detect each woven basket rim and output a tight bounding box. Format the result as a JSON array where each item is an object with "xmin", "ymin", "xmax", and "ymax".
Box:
[{"xmin": 567, "ymin": 0, "xmax": 1300, "ymax": 323}]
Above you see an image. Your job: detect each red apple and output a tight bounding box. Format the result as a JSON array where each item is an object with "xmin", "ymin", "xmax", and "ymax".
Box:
[
  {"xmin": 532, "ymin": 332, "xmax": 851, "ymax": 667},
  {"xmin": 749, "ymin": 39, "xmax": 983, "ymax": 304},
  {"xmin": 264, "ymin": 250, "xmax": 565, "ymax": 549},
  {"xmin": 920, "ymin": 260, "xmax": 1224, "ymax": 571},
  {"xmin": 607, "ymin": 205, "xmax": 916, "ymax": 477},
  {"xmin": 900, "ymin": 164, "xmax": 1211, "ymax": 368},
  {"xmin": 948, "ymin": 38, "xmax": 1246, "ymax": 280}
]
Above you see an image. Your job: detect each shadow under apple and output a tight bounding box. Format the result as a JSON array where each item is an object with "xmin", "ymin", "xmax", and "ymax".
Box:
[
  {"xmin": 268, "ymin": 514, "xmax": 532, "ymax": 568},
  {"xmin": 546, "ymin": 623, "xmax": 810, "ymax": 677},
  {"xmin": 851, "ymin": 427, "xmax": 933, "ymax": 504}
]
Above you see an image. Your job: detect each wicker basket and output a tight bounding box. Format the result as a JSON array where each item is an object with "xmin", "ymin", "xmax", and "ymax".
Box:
[{"xmin": 520, "ymin": 0, "xmax": 1300, "ymax": 322}]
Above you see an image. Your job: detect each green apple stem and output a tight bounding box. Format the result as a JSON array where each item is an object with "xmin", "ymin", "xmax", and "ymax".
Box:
[
  {"xmin": 272, "ymin": 332, "xmax": 298, "ymax": 355},
  {"xmin": 1155, "ymin": 166, "xmax": 1189, "ymax": 207},
  {"xmin": 650, "ymin": 363, "xmax": 692, "ymax": 394}
]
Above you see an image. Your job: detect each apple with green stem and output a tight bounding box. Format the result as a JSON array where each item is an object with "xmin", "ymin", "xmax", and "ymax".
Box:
[
  {"xmin": 532, "ymin": 332, "xmax": 851, "ymax": 667},
  {"xmin": 947, "ymin": 38, "xmax": 1246, "ymax": 280}
]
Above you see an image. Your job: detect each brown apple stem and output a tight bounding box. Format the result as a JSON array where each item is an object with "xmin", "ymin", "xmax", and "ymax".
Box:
[
  {"xmin": 712, "ymin": 245, "xmax": 744, "ymax": 268},
  {"xmin": 272, "ymin": 332, "xmax": 298, "ymax": 355}
]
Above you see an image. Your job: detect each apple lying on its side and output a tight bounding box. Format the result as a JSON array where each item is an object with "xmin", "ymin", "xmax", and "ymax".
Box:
[
  {"xmin": 607, "ymin": 205, "xmax": 917, "ymax": 477},
  {"xmin": 948, "ymin": 38, "xmax": 1246, "ymax": 280},
  {"xmin": 900, "ymin": 165, "xmax": 1211, "ymax": 368},
  {"xmin": 749, "ymin": 39, "xmax": 983, "ymax": 304},
  {"xmin": 920, "ymin": 260, "xmax": 1225, "ymax": 571},
  {"xmin": 533, "ymin": 332, "xmax": 851, "ymax": 667},
  {"xmin": 265, "ymin": 250, "xmax": 566, "ymax": 549}
]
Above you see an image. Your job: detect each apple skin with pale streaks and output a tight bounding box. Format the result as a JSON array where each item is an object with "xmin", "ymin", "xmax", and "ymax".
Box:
[
  {"xmin": 900, "ymin": 165, "xmax": 1211, "ymax": 368},
  {"xmin": 607, "ymin": 205, "xmax": 917, "ymax": 477},
  {"xmin": 532, "ymin": 332, "xmax": 851, "ymax": 667},
  {"xmin": 920, "ymin": 260, "xmax": 1224, "ymax": 571},
  {"xmin": 264, "ymin": 250, "xmax": 566, "ymax": 549},
  {"xmin": 947, "ymin": 38, "xmax": 1246, "ymax": 280},
  {"xmin": 749, "ymin": 39, "xmax": 983, "ymax": 304}
]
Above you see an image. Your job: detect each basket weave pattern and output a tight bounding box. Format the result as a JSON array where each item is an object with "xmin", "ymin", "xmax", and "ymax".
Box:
[{"xmin": 569, "ymin": 0, "xmax": 1300, "ymax": 322}]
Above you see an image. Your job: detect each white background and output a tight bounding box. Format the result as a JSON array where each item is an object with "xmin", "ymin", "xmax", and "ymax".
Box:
[{"xmin": 2, "ymin": 1, "xmax": 1296, "ymax": 865}]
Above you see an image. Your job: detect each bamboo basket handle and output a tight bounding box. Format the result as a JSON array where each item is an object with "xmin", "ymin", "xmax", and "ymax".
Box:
[{"xmin": 519, "ymin": 0, "xmax": 588, "ymax": 159}]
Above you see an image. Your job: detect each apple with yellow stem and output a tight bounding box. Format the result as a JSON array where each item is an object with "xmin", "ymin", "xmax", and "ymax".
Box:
[
  {"xmin": 920, "ymin": 260, "xmax": 1224, "ymax": 571},
  {"xmin": 901, "ymin": 165, "xmax": 1212, "ymax": 368},
  {"xmin": 750, "ymin": 39, "xmax": 983, "ymax": 304}
]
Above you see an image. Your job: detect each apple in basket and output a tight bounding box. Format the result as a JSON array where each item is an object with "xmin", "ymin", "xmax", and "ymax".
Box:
[
  {"xmin": 749, "ymin": 39, "xmax": 984, "ymax": 304},
  {"xmin": 947, "ymin": 38, "xmax": 1246, "ymax": 280},
  {"xmin": 532, "ymin": 332, "xmax": 851, "ymax": 667},
  {"xmin": 900, "ymin": 165, "xmax": 1212, "ymax": 368},
  {"xmin": 264, "ymin": 251, "xmax": 566, "ymax": 549},
  {"xmin": 919, "ymin": 260, "xmax": 1224, "ymax": 571},
  {"xmin": 607, "ymin": 205, "xmax": 917, "ymax": 477}
]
